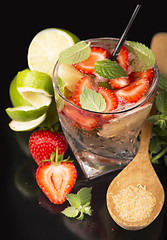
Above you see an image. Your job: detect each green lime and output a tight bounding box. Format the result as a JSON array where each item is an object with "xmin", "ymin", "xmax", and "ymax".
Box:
[
  {"xmin": 9, "ymin": 75, "xmax": 32, "ymax": 107},
  {"xmin": 6, "ymin": 69, "xmax": 54, "ymax": 130},
  {"xmin": 27, "ymin": 28, "xmax": 79, "ymax": 77}
]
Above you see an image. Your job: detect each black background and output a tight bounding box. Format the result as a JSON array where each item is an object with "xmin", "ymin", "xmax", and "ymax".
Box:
[{"xmin": 2, "ymin": 0, "xmax": 167, "ymax": 239}]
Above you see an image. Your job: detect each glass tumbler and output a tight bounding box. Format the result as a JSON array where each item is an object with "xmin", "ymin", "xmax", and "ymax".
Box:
[{"xmin": 52, "ymin": 38, "xmax": 159, "ymax": 179}]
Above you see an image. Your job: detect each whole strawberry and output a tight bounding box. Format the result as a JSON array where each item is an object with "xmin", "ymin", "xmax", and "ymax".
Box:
[{"xmin": 29, "ymin": 130, "xmax": 68, "ymax": 165}]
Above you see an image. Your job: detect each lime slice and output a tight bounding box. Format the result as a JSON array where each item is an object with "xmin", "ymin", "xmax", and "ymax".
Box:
[
  {"xmin": 9, "ymin": 113, "xmax": 46, "ymax": 131},
  {"xmin": 58, "ymin": 64, "xmax": 83, "ymax": 92},
  {"xmin": 6, "ymin": 105, "xmax": 48, "ymax": 122},
  {"xmin": 28, "ymin": 28, "xmax": 79, "ymax": 77}
]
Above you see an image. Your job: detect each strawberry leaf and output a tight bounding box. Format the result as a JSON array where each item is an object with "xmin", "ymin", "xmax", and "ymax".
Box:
[
  {"xmin": 58, "ymin": 41, "xmax": 91, "ymax": 65},
  {"xmin": 95, "ymin": 60, "xmax": 127, "ymax": 79}
]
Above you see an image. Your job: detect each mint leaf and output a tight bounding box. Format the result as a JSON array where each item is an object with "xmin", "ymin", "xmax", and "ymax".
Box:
[
  {"xmin": 155, "ymin": 90, "xmax": 167, "ymax": 113},
  {"xmin": 149, "ymin": 114, "xmax": 167, "ymax": 130},
  {"xmin": 127, "ymin": 41, "xmax": 155, "ymax": 71},
  {"xmin": 66, "ymin": 193, "xmax": 81, "ymax": 208},
  {"xmin": 77, "ymin": 187, "xmax": 92, "ymax": 206},
  {"xmin": 159, "ymin": 74, "xmax": 167, "ymax": 91},
  {"xmin": 80, "ymin": 86, "xmax": 106, "ymax": 112},
  {"xmin": 62, "ymin": 207, "xmax": 79, "ymax": 218},
  {"xmin": 58, "ymin": 41, "xmax": 91, "ymax": 64},
  {"xmin": 62, "ymin": 187, "xmax": 92, "ymax": 221},
  {"xmin": 95, "ymin": 60, "xmax": 127, "ymax": 79}
]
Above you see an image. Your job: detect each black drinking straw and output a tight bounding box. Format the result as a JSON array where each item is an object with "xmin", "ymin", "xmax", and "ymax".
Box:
[{"xmin": 110, "ymin": 4, "xmax": 141, "ymax": 61}]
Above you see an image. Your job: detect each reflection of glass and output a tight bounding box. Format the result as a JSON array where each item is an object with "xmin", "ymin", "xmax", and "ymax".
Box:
[{"xmin": 53, "ymin": 38, "xmax": 159, "ymax": 179}]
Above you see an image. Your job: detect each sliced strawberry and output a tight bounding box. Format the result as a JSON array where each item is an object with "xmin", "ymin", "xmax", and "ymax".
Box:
[
  {"xmin": 36, "ymin": 161, "xmax": 77, "ymax": 204},
  {"xmin": 63, "ymin": 98, "xmax": 99, "ymax": 130},
  {"xmin": 108, "ymin": 77, "xmax": 130, "ymax": 89},
  {"xmin": 98, "ymin": 87, "xmax": 118, "ymax": 112},
  {"xmin": 116, "ymin": 45, "xmax": 129, "ymax": 71},
  {"xmin": 74, "ymin": 47, "xmax": 109, "ymax": 75},
  {"xmin": 114, "ymin": 78, "xmax": 149, "ymax": 103},
  {"xmin": 129, "ymin": 68, "xmax": 154, "ymax": 84},
  {"xmin": 73, "ymin": 76, "xmax": 92, "ymax": 107}
]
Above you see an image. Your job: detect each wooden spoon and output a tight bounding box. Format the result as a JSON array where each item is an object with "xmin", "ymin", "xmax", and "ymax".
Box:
[{"xmin": 106, "ymin": 117, "xmax": 165, "ymax": 230}]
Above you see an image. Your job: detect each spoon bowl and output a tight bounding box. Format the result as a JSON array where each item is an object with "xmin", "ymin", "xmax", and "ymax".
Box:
[{"xmin": 106, "ymin": 116, "xmax": 165, "ymax": 230}]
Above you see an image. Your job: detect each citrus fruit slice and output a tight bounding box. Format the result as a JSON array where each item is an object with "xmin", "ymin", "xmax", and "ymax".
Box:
[
  {"xmin": 9, "ymin": 114, "xmax": 46, "ymax": 131},
  {"xmin": 6, "ymin": 105, "xmax": 48, "ymax": 122},
  {"xmin": 28, "ymin": 28, "xmax": 79, "ymax": 77},
  {"xmin": 58, "ymin": 64, "xmax": 83, "ymax": 92}
]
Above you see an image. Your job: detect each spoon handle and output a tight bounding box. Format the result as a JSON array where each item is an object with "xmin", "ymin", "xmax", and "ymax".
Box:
[{"xmin": 139, "ymin": 120, "xmax": 153, "ymax": 152}]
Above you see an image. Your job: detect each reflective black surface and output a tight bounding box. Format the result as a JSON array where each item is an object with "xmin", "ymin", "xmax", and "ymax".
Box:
[
  {"xmin": 3, "ymin": 1, "xmax": 167, "ymax": 239},
  {"xmin": 3, "ymin": 126, "xmax": 167, "ymax": 240}
]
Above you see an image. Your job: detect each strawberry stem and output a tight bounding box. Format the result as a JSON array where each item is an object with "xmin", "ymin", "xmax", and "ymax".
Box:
[{"xmin": 55, "ymin": 147, "xmax": 59, "ymax": 164}]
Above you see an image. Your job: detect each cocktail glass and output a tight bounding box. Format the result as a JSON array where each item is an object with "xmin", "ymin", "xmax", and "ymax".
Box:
[{"xmin": 52, "ymin": 37, "xmax": 159, "ymax": 179}]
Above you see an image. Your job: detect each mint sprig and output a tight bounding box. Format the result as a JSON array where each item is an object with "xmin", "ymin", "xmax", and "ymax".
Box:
[
  {"xmin": 58, "ymin": 41, "xmax": 91, "ymax": 65},
  {"xmin": 95, "ymin": 59, "xmax": 127, "ymax": 79},
  {"xmin": 149, "ymin": 74, "xmax": 167, "ymax": 164},
  {"xmin": 62, "ymin": 187, "xmax": 92, "ymax": 220}
]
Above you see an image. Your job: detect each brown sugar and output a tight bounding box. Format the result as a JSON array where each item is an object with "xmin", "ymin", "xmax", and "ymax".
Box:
[{"xmin": 111, "ymin": 184, "xmax": 156, "ymax": 222}]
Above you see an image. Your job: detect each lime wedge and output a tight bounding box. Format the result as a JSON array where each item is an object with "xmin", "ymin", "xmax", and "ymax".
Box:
[
  {"xmin": 58, "ymin": 64, "xmax": 83, "ymax": 92},
  {"xmin": 6, "ymin": 105, "xmax": 48, "ymax": 122},
  {"xmin": 9, "ymin": 113, "xmax": 46, "ymax": 131},
  {"xmin": 27, "ymin": 28, "xmax": 79, "ymax": 77}
]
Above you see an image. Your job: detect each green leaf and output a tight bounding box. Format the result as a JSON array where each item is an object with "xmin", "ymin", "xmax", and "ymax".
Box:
[
  {"xmin": 155, "ymin": 90, "xmax": 167, "ymax": 113},
  {"xmin": 66, "ymin": 193, "xmax": 81, "ymax": 208},
  {"xmin": 83, "ymin": 204, "xmax": 92, "ymax": 216},
  {"xmin": 80, "ymin": 86, "xmax": 106, "ymax": 112},
  {"xmin": 77, "ymin": 211, "xmax": 84, "ymax": 220},
  {"xmin": 58, "ymin": 41, "xmax": 91, "ymax": 64},
  {"xmin": 77, "ymin": 187, "xmax": 92, "ymax": 206},
  {"xmin": 159, "ymin": 74, "xmax": 167, "ymax": 91},
  {"xmin": 95, "ymin": 60, "xmax": 127, "ymax": 79},
  {"xmin": 62, "ymin": 206, "xmax": 79, "ymax": 218},
  {"xmin": 127, "ymin": 41, "xmax": 155, "ymax": 71},
  {"xmin": 62, "ymin": 187, "xmax": 92, "ymax": 221}
]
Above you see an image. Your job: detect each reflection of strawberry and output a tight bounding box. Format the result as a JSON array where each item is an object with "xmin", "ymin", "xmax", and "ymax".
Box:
[
  {"xmin": 129, "ymin": 68, "xmax": 154, "ymax": 84},
  {"xmin": 108, "ymin": 77, "xmax": 130, "ymax": 89},
  {"xmin": 114, "ymin": 78, "xmax": 149, "ymax": 103},
  {"xmin": 74, "ymin": 47, "xmax": 109, "ymax": 75},
  {"xmin": 116, "ymin": 46, "xmax": 129, "ymax": 71},
  {"xmin": 29, "ymin": 130, "xmax": 68, "ymax": 165},
  {"xmin": 36, "ymin": 151, "xmax": 77, "ymax": 204},
  {"xmin": 73, "ymin": 76, "xmax": 92, "ymax": 107},
  {"xmin": 63, "ymin": 98, "xmax": 99, "ymax": 131}
]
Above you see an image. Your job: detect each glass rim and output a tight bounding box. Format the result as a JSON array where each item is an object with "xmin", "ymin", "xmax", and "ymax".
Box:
[{"xmin": 52, "ymin": 38, "xmax": 159, "ymax": 115}]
